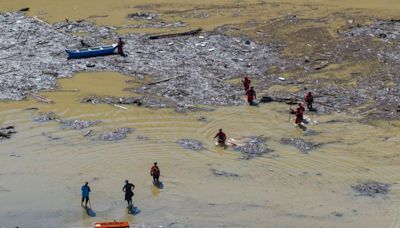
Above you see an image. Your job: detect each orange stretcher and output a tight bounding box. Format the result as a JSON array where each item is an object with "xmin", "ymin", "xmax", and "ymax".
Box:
[{"xmin": 93, "ymin": 221, "xmax": 129, "ymax": 228}]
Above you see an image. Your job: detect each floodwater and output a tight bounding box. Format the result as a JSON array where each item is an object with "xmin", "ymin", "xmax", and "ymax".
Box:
[
  {"xmin": 0, "ymin": 72, "xmax": 399, "ymax": 227},
  {"xmin": 1, "ymin": 1, "xmax": 400, "ymax": 227}
]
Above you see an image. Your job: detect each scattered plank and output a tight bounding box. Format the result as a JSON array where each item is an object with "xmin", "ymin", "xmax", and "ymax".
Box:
[
  {"xmin": 24, "ymin": 107, "xmax": 39, "ymax": 111},
  {"xmin": 0, "ymin": 126, "xmax": 14, "ymax": 131},
  {"xmin": 112, "ymin": 104, "xmax": 128, "ymax": 110},
  {"xmin": 83, "ymin": 130, "xmax": 93, "ymax": 137},
  {"xmin": 33, "ymin": 16, "xmax": 52, "ymax": 27},
  {"xmin": 28, "ymin": 92, "xmax": 54, "ymax": 104},
  {"xmin": 18, "ymin": 7, "xmax": 30, "ymax": 12},
  {"xmin": 149, "ymin": 28, "xmax": 202, "ymax": 40},
  {"xmin": 146, "ymin": 75, "xmax": 185, "ymax": 86}
]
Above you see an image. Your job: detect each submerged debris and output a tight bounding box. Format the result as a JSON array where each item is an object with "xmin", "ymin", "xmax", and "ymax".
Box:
[
  {"xmin": 197, "ymin": 116, "xmax": 208, "ymax": 122},
  {"xmin": 210, "ymin": 169, "xmax": 240, "ymax": 178},
  {"xmin": 280, "ymin": 138, "xmax": 321, "ymax": 153},
  {"xmin": 41, "ymin": 132, "xmax": 61, "ymax": 140},
  {"xmin": 0, "ymin": 126, "xmax": 16, "ymax": 140},
  {"xmin": 136, "ymin": 135, "xmax": 150, "ymax": 140},
  {"xmin": 82, "ymin": 96, "xmax": 141, "ymax": 105},
  {"xmin": 127, "ymin": 12, "xmax": 159, "ymax": 20},
  {"xmin": 176, "ymin": 138, "xmax": 204, "ymax": 151},
  {"xmin": 0, "ymin": 12, "xmax": 280, "ymax": 111},
  {"xmin": 60, "ymin": 119, "xmax": 101, "ymax": 130},
  {"xmin": 234, "ymin": 136, "xmax": 273, "ymax": 160},
  {"xmin": 98, "ymin": 128, "xmax": 133, "ymax": 141},
  {"xmin": 352, "ymin": 182, "xmax": 390, "ymax": 197},
  {"xmin": 33, "ymin": 112, "xmax": 59, "ymax": 122}
]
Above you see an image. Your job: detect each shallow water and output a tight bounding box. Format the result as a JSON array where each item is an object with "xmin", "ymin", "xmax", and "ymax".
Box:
[
  {"xmin": 1, "ymin": 0, "xmax": 400, "ymax": 227},
  {"xmin": 0, "ymin": 72, "xmax": 399, "ymax": 227}
]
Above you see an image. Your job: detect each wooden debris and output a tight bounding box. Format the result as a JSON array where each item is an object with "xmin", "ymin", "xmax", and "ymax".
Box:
[
  {"xmin": 24, "ymin": 107, "xmax": 39, "ymax": 111},
  {"xmin": 83, "ymin": 130, "xmax": 93, "ymax": 137},
  {"xmin": 18, "ymin": 7, "xmax": 30, "ymax": 12},
  {"xmin": 28, "ymin": 92, "xmax": 54, "ymax": 103},
  {"xmin": 112, "ymin": 104, "xmax": 128, "ymax": 110},
  {"xmin": 146, "ymin": 75, "xmax": 185, "ymax": 86},
  {"xmin": 149, "ymin": 28, "xmax": 202, "ymax": 40}
]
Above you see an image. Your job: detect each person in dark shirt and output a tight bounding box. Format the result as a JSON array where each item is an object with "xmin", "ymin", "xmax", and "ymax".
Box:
[
  {"xmin": 122, "ymin": 180, "xmax": 135, "ymax": 207},
  {"xmin": 214, "ymin": 129, "xmax": 227, "ymax": 145},
  {"xmin": 117, "ymin": 38, "xmax": 126, "ymax": 56},
  {"xmin": 150, "ymin": 162, "xmax": 161, "ymax": 183},
  {"xmin": 304, "ymin": 91, "xmax": 314, "ymax": 111},
  {"xmin": 81, "ymin": 182, "xmax": 91, "ymax": 208},
  {"xmin": 246, "ymin": 86, "xmax": 257, "ymax": 105}
]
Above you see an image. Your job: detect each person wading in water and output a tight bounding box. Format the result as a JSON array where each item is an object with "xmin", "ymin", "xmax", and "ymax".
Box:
[
  {"xmin": 150, "ymin": 162, "xmax": 161, "ymax": 183},
  {"xmin": 81, "ymin": 182, "xmax": 91, "ymax": 208},
  {"xmin": 214, "ymin": 129, "xmax": 227, "ymax": 145},
  {"xmin": 122, "ymin": 180, "xmax": 135, "ymax": 208},
  {"xmin": 304, "ymin": 91, "xmax": 314, "ymax": 111},
  {"xmin": 291, "ymin": 103, "xmax": 305, "ymax": 126},
  {"xmin": 246, "ymin": 86, "xmax": 257, "ymax": 105}
]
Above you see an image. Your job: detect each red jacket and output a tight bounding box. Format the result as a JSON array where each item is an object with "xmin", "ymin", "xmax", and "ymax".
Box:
[
  {"xmin": 215, "ymin": 132, "xmax": 226, "ymax": 142},
  {"xmin": 151, "ymin": 166, "xmax": 160, "ymax": 176}
]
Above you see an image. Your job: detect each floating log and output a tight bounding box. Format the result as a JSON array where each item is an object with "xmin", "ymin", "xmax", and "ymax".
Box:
[
  {"xmin": 18, "ymin": 7, "xmax": 30, "ymax": 12},
  {"xmin": 149, "ymin": 28, "xmax": 202, "ymax": 40},
  {"xmin": 28, "ymin": 92, "xmax": 54, "ymax": 104}
]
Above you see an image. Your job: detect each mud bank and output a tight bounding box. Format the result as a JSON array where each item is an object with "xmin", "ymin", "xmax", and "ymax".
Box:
[{"xmin": 0, "ymin": 12, "xmax": 281, "ymax": 110}]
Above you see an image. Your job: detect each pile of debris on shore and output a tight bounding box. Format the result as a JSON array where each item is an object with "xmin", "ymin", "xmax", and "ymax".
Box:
[{"xmin": 0, "ymin": 12, "xmax": 281, "ymax": 111}]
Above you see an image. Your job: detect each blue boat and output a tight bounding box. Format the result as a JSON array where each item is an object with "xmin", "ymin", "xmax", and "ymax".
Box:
[{"xmin": 66, "ymin": 44, "xmax": 117, "ymax": 59}]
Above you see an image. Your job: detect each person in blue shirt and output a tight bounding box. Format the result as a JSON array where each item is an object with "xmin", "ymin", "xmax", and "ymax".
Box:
[{"xmin": 81, "ymin": 182, "xmax": 91, "ymax": 208}]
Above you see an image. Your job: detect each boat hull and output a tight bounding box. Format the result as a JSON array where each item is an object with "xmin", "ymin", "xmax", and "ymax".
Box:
[{"xmin": 66, "ymin": 44, "xmax": 117, "ymax": 59}]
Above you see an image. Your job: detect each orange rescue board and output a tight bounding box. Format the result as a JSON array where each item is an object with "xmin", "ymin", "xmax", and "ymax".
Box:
[{"xmin": 93, "ymin": 222, "xmax": 129, "ymax": 228}]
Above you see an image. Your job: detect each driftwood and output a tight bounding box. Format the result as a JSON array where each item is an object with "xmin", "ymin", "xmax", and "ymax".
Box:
[
  {"xmin": 149, "ymin": 28, "xmax": 202, "ymax": 40},
  {"xmin": 83, "ymin": 130, "xmax": 93, "ymax": 137},
  {"xmin": 24, "ymin": 107, "xmax": 39, "ymax": 111},
  {"xmin": 260, "ymin": 96, "xmax": 299, "ymax": 105},
  {"xmin": 33, "ymin": 16, "xmax": 52, "ymax": 27},
  {"xmin": 112, "ymin": 104, "xmax": 128, "ymax": 110},
  {"xmin": 146, "ymin": 75, "xmax": 185, "ymax": 86},
  {"xmin": 0, "ymin": 126, "xmax": 14, "ymax": 131},
  {"xmin": 18, "ymin": 7, "xmax": 30, "ymax": 12},
  {"xmin": 0, "ymin": 126, "xmax": 16, "ymax": 139},
  {"xmin": 28, "ymin": 92, "xmax": 54, "ymax": 103}
]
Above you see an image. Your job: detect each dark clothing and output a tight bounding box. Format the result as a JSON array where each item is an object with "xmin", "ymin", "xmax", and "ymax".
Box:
[
  {"xmin": 82, "ymin": 196, "xmax": 89, "ymax": 204},
  {"xmin": 305, "ymin": 93, "xmax": 314, "ymax": 110},
  {"xmin": 151, "ymin": 165, "xmax": 160, "ymax": 182},
  {"xmin": 291, "ymin": 107, "xmax": 304, "ymax": 125},
  {"xmin": 153, "ymin": 174, "xmax": 160, "ymax": 182},
  {"xmin": 117, "ymin": 40, "xmax": 125, "ymax": 55},
  {"xmin": 123, "ymin": 183, "xmax": 134, "ymax": 202},
  {"xmin": 246, "ymin": 89, "xmax": 256, "ymax": 104},
  {"xmin": 242, "ymin": 77, "xmax": 251, "ymax": 91},
  {"xmin": 215, "ymin": 131, "xmax": 226, "ymax": 144}
]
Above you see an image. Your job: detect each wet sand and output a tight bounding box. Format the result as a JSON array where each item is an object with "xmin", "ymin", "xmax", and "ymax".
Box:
[{"xmin": 1, "ymin": 0, "xmax": 400, "ymax": 227}]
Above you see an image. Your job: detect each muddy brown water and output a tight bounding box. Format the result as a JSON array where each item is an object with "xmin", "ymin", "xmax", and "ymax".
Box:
[
  {"xmin": 1, "ymin": 1, "xmax": 400, "ymax": 227},
  {"xmin": 0, "ymin": 72, "xmax": 399, "ymax": 227}
]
